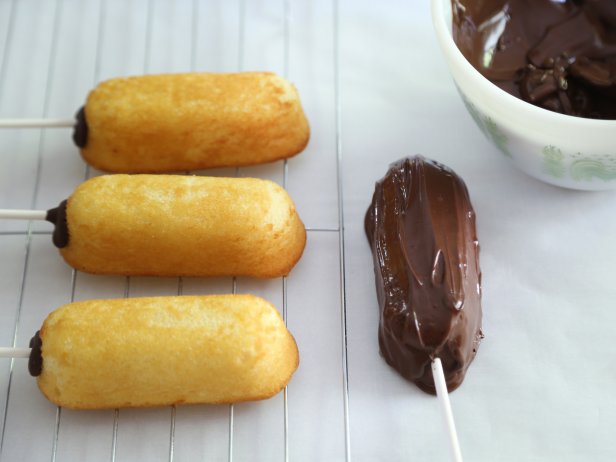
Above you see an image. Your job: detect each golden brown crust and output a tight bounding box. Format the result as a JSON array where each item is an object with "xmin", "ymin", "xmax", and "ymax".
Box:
[
  {"xmin": 37, "ymin": 295, "xmax": 299, "ymax": 409},
  {"xmin": 59, "ymin": 174, "xmax": 306, "ymax": 278},
  {"xmin": 80, "ymin": 72, "xmax": 310, "ymax": 173}
]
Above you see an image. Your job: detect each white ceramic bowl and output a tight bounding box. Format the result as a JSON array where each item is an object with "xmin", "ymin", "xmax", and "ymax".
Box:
[{"xmin": 431, "ymin": 0, "xmax": 616, "ymax": 190}]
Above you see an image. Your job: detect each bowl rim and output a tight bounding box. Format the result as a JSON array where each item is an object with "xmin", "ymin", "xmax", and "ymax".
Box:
[{"xmin": 430, "ymin": 0, "xmax": 616, "ymax": 130}]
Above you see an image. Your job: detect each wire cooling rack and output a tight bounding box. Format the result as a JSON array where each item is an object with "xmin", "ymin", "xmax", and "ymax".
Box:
[
  {"xmin": 3, "ymin": 1, "xmax": 616, "ymax": 461},
  {"xmin": 0, "ymin": 1, "xmax": 349, "ymax": 460}
]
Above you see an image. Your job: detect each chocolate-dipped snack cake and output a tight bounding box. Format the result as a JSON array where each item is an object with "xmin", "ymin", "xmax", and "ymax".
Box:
[{"xmin": 365, "ymin": 156, "xmax": 483, "ymax": 393}]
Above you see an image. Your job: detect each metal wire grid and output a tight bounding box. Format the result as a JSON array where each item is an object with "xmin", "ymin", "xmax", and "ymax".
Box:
[{"xmin": 0, "ymin": 0, "xmax": 350, "ymax": 460}]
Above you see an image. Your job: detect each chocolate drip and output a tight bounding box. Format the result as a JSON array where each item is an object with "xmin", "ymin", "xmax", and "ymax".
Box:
[
  {"xmin": 365, "ymin": 156, "xmax": 483, "ymax": 394},
  {"xmin": 72, "ymin": 106, "xmax": 88, "ymax": 148},
  {"xmin": 28, "ymin": 331, "xmax": 43, "ymax": 377},
  {"xmin": 452, "ymin": 0, "xmax": 616, "ymax": 119},
  {"xmin": 45, "ymin": 200, "xmax": 69, "ymax": 248}
]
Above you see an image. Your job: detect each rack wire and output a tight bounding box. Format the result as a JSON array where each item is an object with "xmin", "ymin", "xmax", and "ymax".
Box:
[{"xmin": 0, "ymin": 0, "xmax": 350, "ymax": 461}]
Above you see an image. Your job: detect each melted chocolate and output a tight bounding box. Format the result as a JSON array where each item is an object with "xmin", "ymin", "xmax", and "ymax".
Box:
[
  {"xmin": 452, "ymin": 0, "xmax": 616, "ymax": 119},
  {"xmin": 45, "ymin": 200, "xmax": 69, "ymax": 248},
  {"xmin": 73, "ymin": 106, "xmax": 88, "ymax": 148},
  {"xmin": 365, "ymin": 156, "xmax": 483, "ymax": 394},
  {"xmin": 28, "ymin": 331, "xmax": 43, "ymax": 377}
]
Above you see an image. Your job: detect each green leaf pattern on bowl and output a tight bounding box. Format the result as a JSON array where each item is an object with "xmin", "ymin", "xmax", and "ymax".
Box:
[
  {"xmin": 542, "ymin": 146, "xmax": 566, "ymax": 178},
  {"xmin": 460, "ymin": 95, "xmax": 511, "ymax": 157},
  {"xmin": 459, "ymin": 92, "xmax": 616, "ymax": 183},
  {"xmin": 542, "ymin": 146, "xmax": 616, "ymax": 182}
]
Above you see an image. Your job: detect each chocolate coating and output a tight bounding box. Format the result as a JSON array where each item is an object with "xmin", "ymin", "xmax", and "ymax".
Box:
[
  {"xmin": 28, "ymin": 331, "xmax": 43, "ymax": 377},
  {"xmin": 73, "ymin": 106, "xmax": 88, "ymax": 148},
  {"xmin": 452, "ymin": 0, "xmax": 616, "ymax": 119},
  {"xmin": 365, "ymin": 156, "xmax": 483, "ymax": 394},
  {"xmin": 45, "ymin": 200, "xmax": 69, "ymax": 248}
]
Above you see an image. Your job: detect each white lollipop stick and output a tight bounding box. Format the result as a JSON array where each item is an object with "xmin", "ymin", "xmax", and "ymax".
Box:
[
  {"xmin": 0, "ymin": 347, "xmax": 32, "ymax": 358},
  {"xmin": 0, "ymin": 209, "xmax": 48, "ymax": 220},
  {"xmin": 0, "ymin": 118, "xmax": 75, "ymax": 128},
  {"xmin": 432, "ymin": 358, "xmax": 464, "ymax": 462}
]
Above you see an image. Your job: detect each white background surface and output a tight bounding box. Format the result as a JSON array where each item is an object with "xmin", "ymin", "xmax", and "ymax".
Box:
[{"xmin": 1, "ymin": 1, "xmax": 616, "ymax": 461}]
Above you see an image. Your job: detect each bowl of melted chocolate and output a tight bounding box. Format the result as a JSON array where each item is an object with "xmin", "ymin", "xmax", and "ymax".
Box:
[{"xmin": 432, "ymin": 0, "xmax": 616, "ymax": 190}]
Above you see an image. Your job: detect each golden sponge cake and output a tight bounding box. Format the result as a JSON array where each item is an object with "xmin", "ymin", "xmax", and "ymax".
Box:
[
  {"xmin": 57, "ymin": 174, "xmax": 306, "ymax": 278},
  {"xmin": 80, "ymin": 72, "xmax": 310, "ymax": 172},
  {"xmin": 36, "ymin": 295, "xmax": 299, "ymax": 409}
]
